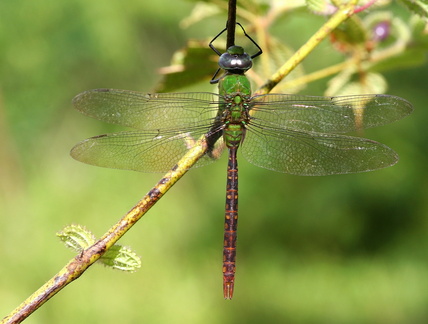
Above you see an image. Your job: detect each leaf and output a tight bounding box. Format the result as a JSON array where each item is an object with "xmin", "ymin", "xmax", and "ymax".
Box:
[
  {"xmin": 180, "ymin": 2, "xmax": 221, "ymax": 29},
  {"xmin": 325, "ymin": 66, "xmax": 354, "ymax": 97},
  {"xmin": 100, "ymin": 245, "xmax": 141, "ymax": 272},
  {"xmin": 368, "ymin": 15, "xmax": 428, "ymax": 72},
  {"xmin": 57, "ymin": 224, "xmax": 141, "ymax": 272},
  {"xmin": 57, "ymin": 224, "xmax": 96, "ymax": 252},
  {"xmin": 330, "ymin": 15, "xmax": 368, "ymax": 52},
  {"xmin": 398, "ymin": 0, "xmax": 428, "ymax": 20},
  {"xmin": 326, "ymin": 72, "xmax": 387, "ymax": 97},
  {"xmin": 370, "ymin": 48, "xmax": 427, "ymax": 72},
  {"xmin": 155, "ymin": 40, "xmax": 218, "ymax": 92},
  {"xmin": 306, "ymin": 0, "xmax": 336, "ymax": 15},
  {"xmin": 249, "ymin": 36, "xmax": 305, "ymax": 93},
  {"xmin": 325, "ymin": 72, "xmax": 388, "ymax": 130}
]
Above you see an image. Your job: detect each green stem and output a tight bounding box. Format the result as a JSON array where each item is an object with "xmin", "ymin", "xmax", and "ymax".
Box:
[
  {"xmin": 254, "ymin": 0, "xmax": 358, "ymax": 96},
  {"xmin": 1, "ymin": 137, "xmax": 208, "ymax": 324},
  {"xmin": 280, "ymin": 59, "xmax": 357, "ymax": 90}
]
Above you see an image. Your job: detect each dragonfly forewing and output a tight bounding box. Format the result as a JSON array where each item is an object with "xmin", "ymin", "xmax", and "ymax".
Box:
[
  {"xmin": 73, "ymin": 89, "xmax": 221, "ymax": 130},
  {"xmin": 71, "ymin": 89, "xmax": 230, "ymax": 172},
  {"xmin": 249, "ymin": 94, "xmax": 413, "ymax": 134}
]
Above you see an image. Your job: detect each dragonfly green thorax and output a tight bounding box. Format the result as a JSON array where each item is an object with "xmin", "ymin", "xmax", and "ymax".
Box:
[
  {"xmin": 219, "ymin": 73, "xmax": 251, "ymax": 96},
  {"xmin": 215, "ymin": 74, "xmax": 252, "ymax": 151},
  {"xmin": 215, "ymin": 46, "xmax": 253, "ymax": 151},
  {"xmin": 207, "ymin": 47, "xmax": 253, "ymax": 156}
]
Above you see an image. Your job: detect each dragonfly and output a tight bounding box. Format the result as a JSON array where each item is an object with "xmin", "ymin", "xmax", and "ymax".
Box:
[{"xmin": 71, "ymin": 24, "xmax": 413, "ymax": 299}]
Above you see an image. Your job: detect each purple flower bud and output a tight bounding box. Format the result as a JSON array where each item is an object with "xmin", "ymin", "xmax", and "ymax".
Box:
[{"xmin": 373, "ymin": 21, "xmax": 390, "ymax": 41}]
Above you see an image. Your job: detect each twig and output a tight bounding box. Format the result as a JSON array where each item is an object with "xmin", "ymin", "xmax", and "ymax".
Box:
[
  {"xmin": 255, "ymin": 0, "xmax": 358, "ymax": 95},
  {"xmin": 1, "ymin": 137, "xmax": 208, "ymax": 324},
  {"xmin": 226, "ymin": 0, "xmax": 237, "ymax": 48}
]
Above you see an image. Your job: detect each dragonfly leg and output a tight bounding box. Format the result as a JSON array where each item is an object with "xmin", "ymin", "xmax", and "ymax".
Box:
[{"xmin": 223, "ymin": 147, "xmax": 238, "ymax": 299}]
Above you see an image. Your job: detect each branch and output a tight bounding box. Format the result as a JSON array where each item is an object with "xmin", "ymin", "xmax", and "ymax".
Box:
[
  {"xmin": 255, "ymin": 0, "xmax": 359, "ymax": 95},
  {"xmin": 1, "ymin": 137, "xmax": 208, "ymax": 324}
]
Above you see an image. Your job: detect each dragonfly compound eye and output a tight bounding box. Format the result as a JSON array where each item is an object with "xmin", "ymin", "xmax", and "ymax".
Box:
[{"xmin": 218, "ymin": 46, "xmax": 252, "ymax": 73}]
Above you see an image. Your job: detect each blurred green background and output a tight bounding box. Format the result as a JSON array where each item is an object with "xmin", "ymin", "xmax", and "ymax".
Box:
[{"xmin": 1, "ymin": 1, "xmax": 427, "ymax": 323}]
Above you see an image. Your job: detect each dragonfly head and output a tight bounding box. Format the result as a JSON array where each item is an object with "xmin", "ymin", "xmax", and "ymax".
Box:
[{"xmin": 218, "ymin": 45, "xmax": 252, "ymax": 74}]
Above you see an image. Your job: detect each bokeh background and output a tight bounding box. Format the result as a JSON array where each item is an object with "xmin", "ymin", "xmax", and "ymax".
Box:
[{"xmin": 1, "ymin": 1, "xmax": 427, "ymax": 323}]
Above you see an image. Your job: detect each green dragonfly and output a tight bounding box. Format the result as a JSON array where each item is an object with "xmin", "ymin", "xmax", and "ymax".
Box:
[{"xmin": 71, "ymin": 26, "xmax": 413, "ymax": 299}]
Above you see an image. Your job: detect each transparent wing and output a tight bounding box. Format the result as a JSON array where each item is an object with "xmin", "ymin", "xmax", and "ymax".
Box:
[
  {"xmin": 73, "ymin": 89, "xmax": 220, "ymax": 130},
  {"xmin": 71, "ymin": 128, "xmax": 225, "ymax": 173},
  {"xmin": 72, "ymin": 89, "xmax": 227, "ymax": 172},
  {"xmin": 250, "ymin": 94, "xmax": 413, "ymax": 133},
  {"xmin": 243, "ymin": 125, "xmax": 398, "ymax": 176}
]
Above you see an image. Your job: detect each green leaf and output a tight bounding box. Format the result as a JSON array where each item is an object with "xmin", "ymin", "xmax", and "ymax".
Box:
[
  {"xmin": 326, "ymin": 72, "xmax": 387, "ymax": 97},
  {"xmin": 330, "ymin": 15, "xmax": 368, "ymax": 49},
  {"xmin": 180, "ymin": 2, "xmax": 221, "ymax": 29},
  {"xmin": 58, "ymin": 225, "xmax": 141, "ymax": 272},
  {"xmin": 370, "ymin": 48, "xmax": 427, "ymax": 72},
  {"xmin": 306, "ymin": 0, "xmax": 336, "ymax": 15},
  {"xmin": 57, "ymin": 224, "xmax": 96, "ymax": 253},
  {"xmin": 325, "ymin": 67, "xmax": 354, "ymax": 97},
  {"xmin": 398, "ymin": 0, "xmax": 428, "ymax": 20},
  {"xmin": 100, "ymin": 245, "xmax": 141, "ymax": 272},
  {"xmin": 155, "ymin": 40, "xmax": 218, "ymax": 92},
  {"xmin": 325, "ymin": 72, "xmax": 388, "ymax": 130},
  {"xmin": 250, "ymin": 37, "xmax": 305, "ymax": 93}
]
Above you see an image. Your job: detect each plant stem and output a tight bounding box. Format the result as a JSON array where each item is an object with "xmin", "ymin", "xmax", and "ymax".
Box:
[
  {"xmin": 226, "ymin": 0, "xmax": 237, "ymax": 48},
  {"xmin": 255, "ymin": 0, "xmax": 358, "ymax": 95},
  {"xmin": 1, "ymin": 137, "xmax": 208, "ymax": 324}
]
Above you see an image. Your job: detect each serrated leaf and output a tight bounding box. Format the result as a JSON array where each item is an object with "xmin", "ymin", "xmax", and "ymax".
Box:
[
  {"xmin": 330, "ymin": 15, "xmax": 368, "ymax": 51},
  {"xmin": 327, "ymin": 72, "xmax": 387, "ymax": 97},
  {"xmin": 57, "ymin": 224, "xmax": 96, "ymax": 253},
  {"xmin": 370, "ymin": 48, "xmax": 427, "ymax": 72},
  {"xmin": 363, "ymin": 11, "xmax": 394, "ymax": 43},
  {"xmin": 326, "ymin": 72, "xmax": 388, "ymax": 130},
  {"xmin": 100, "ymin": 245, "xmax": 141, "ymax": 272},
  {"xmin": 409, "ymin": 15, "xmax": 428, "ymax": 48},
  {"xmin": 398, "ymin": 0, "xmax": 428, "ymax": 20},
  {"xmin": 356, "ymin": 13, "xmax": 428, "ymax": 73},
  {"xmin": 249, "ymin": 37, "xmax": 305, "ymax": 93},
  {"xmin": 155, "ymin": 40, "xmax": 218, "ymax": 92},
  {"xmin": 306, "ymin": 0, "xmax": 336, "ymax": 14},
  {"xmin": 58, "ymin": 225, "xmax": 141, "ymax": 272},
  {"xmin": 180, "ymin": 2, "xmax": 221, "ymax": 29},
  {"xmin": 325, "ymin": 67, "xmax": 354, "ymax": 97}
]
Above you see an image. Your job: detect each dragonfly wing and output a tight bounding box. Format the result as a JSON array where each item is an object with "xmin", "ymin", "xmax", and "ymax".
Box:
[
  {"xmin": 73, "ymin": 89, "xmax": 220, "ymax": 130},
  {"xmin": 250, "ymin": 94, "xmax": 413, "ymax": 133},
  {"xmin": 243, "ymin": 126, "xmax": 398, "ymax": 175},
  {"xmin": 71, "ymin": 129, "xmax": 222, "ymax": 173}
]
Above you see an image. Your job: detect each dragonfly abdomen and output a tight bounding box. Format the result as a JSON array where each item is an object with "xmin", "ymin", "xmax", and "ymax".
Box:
[
  {"xmin": 223, "ymin": 123, "xmax": 246, "ymax": 149},
  {"xmin": 221, "ymin": 101, "xmax": 247, "ymax": 299},
  {"xmin": 223, "ymin": 146, "xmax": 239, "ymax": 299}
]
